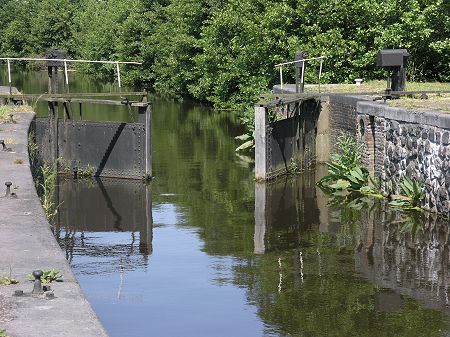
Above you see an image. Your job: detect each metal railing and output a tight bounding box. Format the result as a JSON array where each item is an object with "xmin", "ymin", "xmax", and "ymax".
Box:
[
  {"xmin": 0, "ymin": 57, "xmax": 142, "ymax": 88},
  {"xmin": 274, "ymin": 56, "xmax": 326, "ymax": 90}
]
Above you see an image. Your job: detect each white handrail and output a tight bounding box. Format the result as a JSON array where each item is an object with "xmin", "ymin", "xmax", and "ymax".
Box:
[
  {"xmin": 275, "ymin": 56, "xmax": 326, "ymax": 90},
  {"xmin": 0, "ymin": 57, "xmax": 142, "ymax": 65},
  {"xmin": 274, "ymin": 56, "xmax": 325, "ymax": 68},
  {"xmin": 0, "ymin": 57, "xmax": 142, "ymax": 89}
]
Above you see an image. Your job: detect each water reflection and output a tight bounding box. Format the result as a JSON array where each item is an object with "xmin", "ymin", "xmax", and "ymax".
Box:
[
  {"xmin": 356, "ymin": 209, "xmax": 450, "ymax": 314},
  {"xmin": 254, "ymin": 174, "xmax": 450, "ymax": 335},
  {"xmin": 54, "ymin": 178, "xmax": 152, "ymax": 273},
  {"xmin": 28, "ymin": 77, "xmax": 448, "ymax": 336},
  {"xmin": 254, "ymin": 172, "xmax": 322, "ymax": 255}
]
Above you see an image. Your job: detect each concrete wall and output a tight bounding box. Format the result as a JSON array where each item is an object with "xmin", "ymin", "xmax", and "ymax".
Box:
[{"xmin": 320, "ymin": 95, "xmax": 450, "ymax": 216}]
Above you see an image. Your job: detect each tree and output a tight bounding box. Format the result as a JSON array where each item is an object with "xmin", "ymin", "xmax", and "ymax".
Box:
[
  {"xmin": 142, "ymin": 0, "xmax": 218, "ymax": 98},
  {"xmin": 1, "ymin": 0, "xmax": 80, "ymax": 57}
]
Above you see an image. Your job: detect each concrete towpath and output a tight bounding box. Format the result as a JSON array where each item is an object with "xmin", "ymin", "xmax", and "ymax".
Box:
[{"xmin": 0, "ymin": 109, "xmax": 108, "ymax": 337}]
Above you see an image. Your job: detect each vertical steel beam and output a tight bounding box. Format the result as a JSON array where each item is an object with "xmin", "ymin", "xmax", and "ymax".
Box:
[
  {"xmin": 145, "ymin": 105, "xmax": 152, "ymax": 178},
  {"xmin": 318, "ymin": 59, "xmax": 323, "ymax": 92},
  {"xmin": 116, "ymin": 62, "xmax": 121, "ymax": 88},
  {"xmin": 255, "ymin": 106, "xmax": 268, "ymax": 181},
  {"xmin": 139, "ymin": 103, "xmax": 152, "ymax": 178},
  {"xmin": 48, "ymin": 66, "xmax": 59, "ymax": 163},
  {"xmin": 63, "ymin": 60, "xmax": 70, "ymax": 93},
  {"xmin": 279, "ymin": 66, "xmax": 283, "ymax": 89},
  {"xmin": 7, "ymin": 59, "xmax": 11, "ymax": 96}
]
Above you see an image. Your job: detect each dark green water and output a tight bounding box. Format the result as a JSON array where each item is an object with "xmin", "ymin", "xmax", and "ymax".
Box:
[{"xmin": 4, "ymin": 69, "xmax": 450, "ymax": 337}]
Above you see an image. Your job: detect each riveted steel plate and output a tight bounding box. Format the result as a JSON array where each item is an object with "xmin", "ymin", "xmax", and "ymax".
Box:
[
  {"xmin": 34, "ymin": 118, "xmax": 147, "ymax": 179},
  {"xmin": 59, "ymin": 120, "xmax": 146, "ymax": 178},
  {"xmin": 33, "ymin": 118, "xmax": 52, "ymax": 164},
  {"xmin": 268, "ymin": 116, "xmax": 300, "ymax": 178}
]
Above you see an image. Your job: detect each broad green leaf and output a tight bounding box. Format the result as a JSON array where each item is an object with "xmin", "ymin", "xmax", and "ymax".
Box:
[
  {"xmin": 235, "ymin": 134, "xmax": 251, "ymax": 141},
  {"xmin": 329, "ymin": 179, "xmax": 351, "ymax": 190},
  {"xmin": 235, "ymin": 140, "xmax": 254, "ymax": 152}
]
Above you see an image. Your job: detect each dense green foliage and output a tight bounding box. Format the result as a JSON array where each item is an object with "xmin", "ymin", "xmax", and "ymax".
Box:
[
  {"xmin": 318, "ymin": 134, "xmax": 381, "ymax": 198},
  {"xmin": 0, "ymin": 0, "xmax": 448, "ymax": 112},
  {"xmin": 319, "ymin": 133, "xmax": 427, "ymax": 212}
]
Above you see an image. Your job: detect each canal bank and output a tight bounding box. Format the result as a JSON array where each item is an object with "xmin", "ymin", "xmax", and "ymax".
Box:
[
  {"xmin": 2, "ymin": 71, "xmax": 450, "ymax": 336},
  {"xmin": 0, "ymin": 109, "xmax": 108, "ymax": 337},
  {"xmin": 260, "ymin": 85, "xmax": 450, "ymax": 216}
]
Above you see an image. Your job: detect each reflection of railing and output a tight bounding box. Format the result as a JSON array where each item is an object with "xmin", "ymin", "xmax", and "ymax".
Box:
[
  {"xmin": 274, "ymin": 56, "xmax": 326, "ymax": 90},
  {"xmin": 54, "ymin": 178, "xmax": 153, "ymax": 270}
]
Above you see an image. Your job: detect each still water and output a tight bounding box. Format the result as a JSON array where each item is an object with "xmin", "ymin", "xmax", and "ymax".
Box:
[{"xmin": 4, "ymin": 69, "xmax": 450, "ymax": 336}]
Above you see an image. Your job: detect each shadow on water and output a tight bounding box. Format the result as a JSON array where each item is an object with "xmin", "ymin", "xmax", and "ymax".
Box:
[{"xmin": 23, "ymin": 69, "xmax": 450, "ymax": 336}]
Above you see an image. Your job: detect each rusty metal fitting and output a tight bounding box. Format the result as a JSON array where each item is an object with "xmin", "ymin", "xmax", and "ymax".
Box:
[
  {"xmin": 31, "ymin": 270, "xmax": 43, "ymax": 295},
  {"xmin": 5, "ymin": 181, "xmax": 12, "ymax": 196}
]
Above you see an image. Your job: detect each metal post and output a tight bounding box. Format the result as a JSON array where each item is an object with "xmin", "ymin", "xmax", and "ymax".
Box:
[
  {"xmin": 48, "ymin": 66, "xmax": 59, "ymax": 163},
  {"xmin": 255, "ymin": 106, "xmax": 268, "ymax": 181},
  {"xmin": 318, "ymin": 59, "xmax": 323, "ymax": 92},
  {"xmin": 145, "ymin": 104, "xmax": 152, "ymax": 178},
  {"xmin": 300, "ymin": 60, "xmax": 305, "ymax": 91},
  {"xmin": 7, "ymin": 59, "xmax": 11, "ymax": 96},
  {"xmin": 295, "ymin": 51, "xmax": 307, "ymax": 93},
  {"xmin": 385, "ymin": 73, "xmax": 392, "ymax": 99},
  {"xmin": 64, "ymin": 60, "xmax": 68, "ymax": 84},
  {"xmin": 138, "ymin": 103, "xmax": 152, "ymax": 179},
  {"xmin": 116, "ymin": 62, "xmax": 121, "ymax": 88},
  {"xmin": 64, "ymin": 60, "xmax": 69, "ymax": 93},
  {"xmin": 279, "ymin": 66, "xmax": 283, "ymax": 89}
]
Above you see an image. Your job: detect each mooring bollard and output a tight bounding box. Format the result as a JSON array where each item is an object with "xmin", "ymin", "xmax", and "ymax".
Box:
[
  {"xmin": 5, "ymin": 181, "xmax": 12, "ymax": 196},
  {"xmin": 31, "ymin": 270, "xmax": 43, "ymax": 295},
  {"xmin": 0, "ymin": 140, "xmax": 12, "ymax": 152},
  {"xmin": 72, "ymin": 166, "xmax": 78, "ymax": 180}
]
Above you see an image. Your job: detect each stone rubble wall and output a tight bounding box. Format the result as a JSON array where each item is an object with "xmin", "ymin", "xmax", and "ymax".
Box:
[
  {"xmin": 267, "ymin": 89, "xmax": 450, "ymax": 217},
  {"xmin": 357, "ymin": 101, "xmax": 450, "ymax": 216}
]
